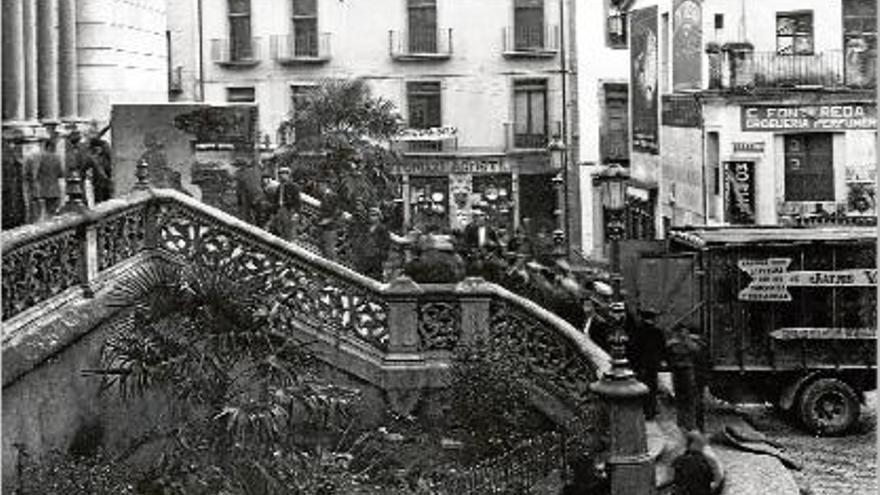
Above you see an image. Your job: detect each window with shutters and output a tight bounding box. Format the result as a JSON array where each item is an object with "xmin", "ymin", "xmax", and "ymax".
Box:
[
  {"xmin": 408, "ymin": 0, "xmax": 437, "ymax": 53},
  {"xmin": 514, "ymin": 0, "xmax": 544, "ymax": 50},
  {"xmin": 407, "ymin": 81, "xmax": 441, "ymax": 129},
  {"xmin": 784, "ymin": 134, "xmax": 834, "ymax": 201},
  {"xmin": 287, "ymin": 85, "xmax": 318, "ymax": 144},
  {"xmin": 842, "ymin": 0, "xmax": 877, "ymax": 87},
  {"xmin": 601, "ymin": 83, "xmax": 629, "ymax": 163},
  {"xmin": 228, "ymin": 0, "xmax": 253, "ymax": 60},
  {"xmin": 513, "ymin": 79, "xmax": 547, "ymax": 148},
  {"xmin": 776, "ymin": 11, "xmax": 814, "ymax": 55},
  {"xmin": 292, "ymin": 0, "xmax": 318, "ymax": 57}
]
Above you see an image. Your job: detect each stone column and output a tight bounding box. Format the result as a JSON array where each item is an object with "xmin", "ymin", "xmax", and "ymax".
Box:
[
  {"xmin": 38, "ymin": 0, "xmax": 60, "ymax": 123},
  {"xmin": 23, "ymin": 0, "xmax": 39, "ymax": 121},
  {"xmin": 2, "ymin": 0, "xmax": 26, "ymax": 122},
  {"xmin": 58, "ymin": 0, "xmax": 78, "ymax": 121}
]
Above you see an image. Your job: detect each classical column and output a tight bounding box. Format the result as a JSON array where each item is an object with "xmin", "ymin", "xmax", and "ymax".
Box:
[
  {"xmin": 58, "ymin": 0, "xmax": 78, "ymax": 121},
  {"xmin": 2, "ymin": 0, "xmax": 26, "ymax": 122},
  {"xmin": 23, "ymin": 0, "xmax": 39, "ymax": 121},
  {"xmin": 38, "ymin": 0, "xmax": 60, "ymax": 122}
]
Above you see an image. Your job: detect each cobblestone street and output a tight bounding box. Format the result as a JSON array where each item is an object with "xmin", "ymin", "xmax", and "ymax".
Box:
[{"xmin": 736, "ymin": 393, "xmax": 877, "ymax": 495}]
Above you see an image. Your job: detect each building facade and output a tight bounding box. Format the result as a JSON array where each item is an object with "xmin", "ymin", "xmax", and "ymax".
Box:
[
  {"xmin": 169, "ymin": 0, "xmax": 578, "ymax": 241},
  {"xmin": 626, "ymin": 0, "xmax": 876, "ymax": 233},
  {"xmin": 576, "ymin": 0, "xmax": 659, "ymax": 259},
  {"xmin": 1, "ymin": 0, "xmax": 169, "ymax": 228}
]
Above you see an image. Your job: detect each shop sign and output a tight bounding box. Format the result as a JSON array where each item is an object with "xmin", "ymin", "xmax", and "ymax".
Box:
[
  {"xmin": 631, "ymin": 6, "xmax": 659, "ymax": 153},
  {"xmin": 394, "ymin": 157, "xmax": 510, "ymax": 175},
  {"xmin": 724, "ymin": 161, "xmax": 755, "ymax": 224},
  {"xmin": 741, "ymin": 103, "xmax": 877, "ymax": 131},
  {"xmin": 738, "ymin": 258, "xmax": 878, "ymax": 302},
  {"xmin": 732, "ymin": 141, "xmax": 765, "ymax": 153}
]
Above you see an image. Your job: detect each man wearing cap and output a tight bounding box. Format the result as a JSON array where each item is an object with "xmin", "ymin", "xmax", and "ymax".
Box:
[{"xmin": 267, "ymin": 166, "xmax": 301, "ymax": 241}]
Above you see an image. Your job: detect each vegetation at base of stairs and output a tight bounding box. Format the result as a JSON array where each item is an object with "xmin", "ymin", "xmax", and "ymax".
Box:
[
  {"xmin": 444, "ymin": 337, "xmax": 557, "ymax": 463},
  {"xmin": 16, "ymin": 261, "xmax": 601, "ymax": 494}
]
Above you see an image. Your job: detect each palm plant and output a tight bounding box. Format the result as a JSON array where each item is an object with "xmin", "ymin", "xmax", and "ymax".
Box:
[
  {"xmin": 85, "ymin": 260, "xmax": 363, "ymax": 493},
  {"xmin": 274, "ymin": 78, "xmax": 404, "ymax": 216}
]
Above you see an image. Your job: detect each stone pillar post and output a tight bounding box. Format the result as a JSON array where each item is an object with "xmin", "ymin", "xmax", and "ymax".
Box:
[
  {"xmin": 2, "ymin": 0, "xmax": 26, "ymax": 122},
  {"xmin": 383, "ymin": 275, "xmax": 425, "ymax": 416},
  {"xmin": 589, "ymin": 306, "xmax": 654, "ymax": 495},
  {"xmin": 23, "ymin": 0, "xmax": 39, "ymax": 121},
  {"xmin": 455, "ymin": 277, "xmax": 491, "ymax": 345},
  {"xmin": 58, "ymin": 0, "xmax": 78, "ymax": 120},
  {"xmin": 386, "ymin": 276, "xmax": 422, "ymax": 354},
  {"xmin": 38, "ymin": 0, "xmax": 60, "ymax": 123}
]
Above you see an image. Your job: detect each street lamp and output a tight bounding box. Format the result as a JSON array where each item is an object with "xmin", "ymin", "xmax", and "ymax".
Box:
[
  {"xmin": 590, "ymin": 163, "xmax": 653, "ymax": 495},
  {"xmin": 547, "ymin": 136, "xmax": 567, "ymax": 258}
]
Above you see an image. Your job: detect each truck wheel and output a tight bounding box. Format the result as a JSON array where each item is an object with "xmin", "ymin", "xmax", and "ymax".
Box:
[{"xmin": 797, "ymin": 378, "xmax": 860, "ymax": 436}]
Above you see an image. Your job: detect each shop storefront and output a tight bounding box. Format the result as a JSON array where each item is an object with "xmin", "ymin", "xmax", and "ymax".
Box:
[
  {"xmin": 703, "ymin": 100, "xmax": 877, "ymax": 225},
  {"xmin": 393, "ymin": 153, "xmax": 556, "ymax": 235}
]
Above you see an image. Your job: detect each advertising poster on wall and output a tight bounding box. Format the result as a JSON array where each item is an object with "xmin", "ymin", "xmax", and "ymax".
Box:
[
  {"xmin": 631, "ymin": 6, "xmax": 659, "ymax": 154},
  {"xmin": 725, "ymin": 161, "xmax": 756, "ymax": 224},
  {"xmin": 672, "ymin": 0, "xmax": 702, "ymax": 91}
]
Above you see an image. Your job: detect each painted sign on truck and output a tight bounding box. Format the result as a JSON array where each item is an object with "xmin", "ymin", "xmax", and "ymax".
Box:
[{"xmin": 738, "ymin": 258, "xmax": 878, "ymax": 301}]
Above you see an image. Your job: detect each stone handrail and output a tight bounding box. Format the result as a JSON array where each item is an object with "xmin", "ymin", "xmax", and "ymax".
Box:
[{"xmin": 2, "ymin": 188, "xmax": 608, "ymax": 414}]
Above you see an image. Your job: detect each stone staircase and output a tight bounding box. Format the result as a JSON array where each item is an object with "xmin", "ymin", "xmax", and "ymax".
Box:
[{"xmin": 1, "ymin": 187, "xmax": 612, "ymax": 490}]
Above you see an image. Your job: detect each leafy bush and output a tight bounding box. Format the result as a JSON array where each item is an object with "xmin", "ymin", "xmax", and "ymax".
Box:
[{"xmin": 445, "ymin": 337, "xmax": 554, "ymax": 462}]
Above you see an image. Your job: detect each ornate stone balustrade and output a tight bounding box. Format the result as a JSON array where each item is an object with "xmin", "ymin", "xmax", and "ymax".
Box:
[{"xmin": 2, "ymin": 188, "xmax": 609, "ymax": 419}]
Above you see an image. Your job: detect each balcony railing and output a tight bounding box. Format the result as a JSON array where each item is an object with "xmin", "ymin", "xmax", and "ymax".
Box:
[
  {"xmin": 504, "ymin": 121, "xmax": 560, "ymax": 151},
  {"xmin": 270, "ymin": 33, "xmax": 331, "ymax": 64},
  {"xmin": 502, "ymin": 24, "xmax": 559, "ymax": 58},
  {"xmin": 389, "ymin": 28, "xmax": 453, "ymax": 61},
  {"xmin": 168, "ymin": 66, "xmax": 183, "ymax": 93},
  {"xmin": 708, "ymin": 48, "xmax": 876, "ymax": 90},
  {"xmin": 210, "ymin": 37, "xmax": 261, "ymax": 66}
]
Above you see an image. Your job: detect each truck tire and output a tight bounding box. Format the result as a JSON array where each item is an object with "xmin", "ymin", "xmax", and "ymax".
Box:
[{"xmin": 797, "ymin": 378, "xmax": 860, "ymax": 436}]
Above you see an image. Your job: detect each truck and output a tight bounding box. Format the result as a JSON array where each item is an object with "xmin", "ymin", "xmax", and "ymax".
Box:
[{"xmin": 631, "ymin": 226, "xmax": 877, "ymax": 435}]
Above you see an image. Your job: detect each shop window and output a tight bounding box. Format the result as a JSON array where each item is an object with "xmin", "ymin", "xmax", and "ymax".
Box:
[
  {"xmin": 410, "ymin": 176, "xmax": 449, "ymax": 231},
  {"xmin": 784, "ymin": 134, "xmax": 833, "ymax": 202},
  {"xmin": 292, "ymin": 0, "xmax": 318, "ymax": 57},
  {"xmin": 407, "ymin": 81, "xmax": 441, "ymax": 129},
  {"xmin": 408, "ymin": 0, "xmax": 438, "ymax": 53},
  {"xmin": 515, "ymin": 0, "xmax": 545, "ymax": 50},
  {"xmin": 472, "ymin": 175, "xmax": 514, "ymax": 232},
  {"xmin": 601, "ymin": 83, "xmax": 629, "ymax": 163},
  {"xmin": 228, "ymin": 0, "xmax": 253, "ymax": 60},
  {"xmin": 226, "ymin": 86, "xmax": 255, "ymax": 102},
  {"xmin": 776, "ymin": 11, "xmax": 813, "ymax": 55},
  {"xmin": 513, "ymin": 79, "xmax": 548, "ymax": 148}
]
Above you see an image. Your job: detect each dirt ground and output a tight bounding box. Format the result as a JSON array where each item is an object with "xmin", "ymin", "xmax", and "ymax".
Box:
[{"xmin": 733, "ymin": 392, "xmax": 877, "ymax": 495}]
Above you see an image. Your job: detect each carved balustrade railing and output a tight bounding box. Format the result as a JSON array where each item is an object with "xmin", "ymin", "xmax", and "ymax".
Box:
[{"xmin": 2, "ymin": 188, "xmax": 608, "ymax": 414}]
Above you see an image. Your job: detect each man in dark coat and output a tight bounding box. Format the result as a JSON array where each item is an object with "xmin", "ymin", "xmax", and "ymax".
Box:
[
  {"xmin": 627, "ymin": 307, "xmax": 667, "ymax": 419},
  {"xmin": 88, "ymin": 137, "xmax": 113, "ymax": 203},
  {"xmin": 353, "ymin": 207, "xmax": 391, "ymax": 280},
  {"xmin": 672, "ymin": 431, "xmax": 715, "ymax": 495}
]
